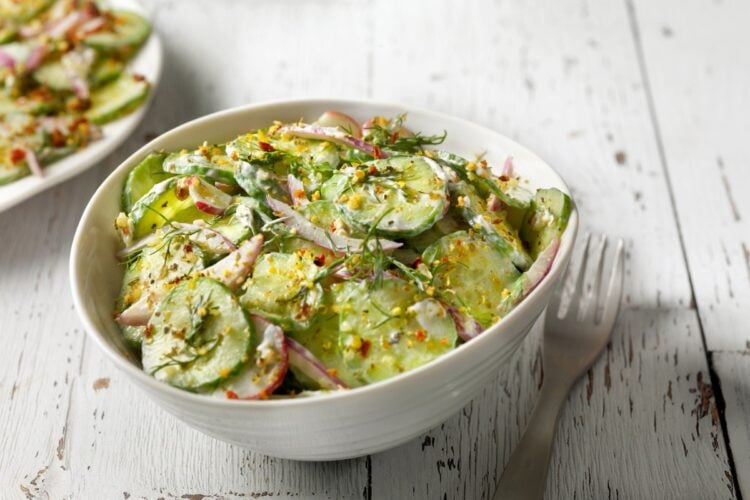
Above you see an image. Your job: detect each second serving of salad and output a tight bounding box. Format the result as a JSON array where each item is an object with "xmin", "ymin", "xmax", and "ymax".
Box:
[
  {"xmin": 1, "ymin": 0, "xmax": 152, "ymax": 185},
  {"xmin": 113, "ymin": 111, "xmax": 571, "ymax": 399}
]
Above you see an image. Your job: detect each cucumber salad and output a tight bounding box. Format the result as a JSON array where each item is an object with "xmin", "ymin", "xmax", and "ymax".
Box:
[
  {"xmin": 0, "ymin": 0, "xmax": 151, "ymax": 185},
  {"xmin": 113, "ymin": 111, "xmax": 572, "ymax": 399}
]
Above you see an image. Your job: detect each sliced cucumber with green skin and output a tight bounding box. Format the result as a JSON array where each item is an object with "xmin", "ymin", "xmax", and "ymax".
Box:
[
  {"xmin": 274, "ymin": 136, "xmax": 339, "ymax": 191},
  {"xmin": 116, "ymin": 233, "xmax": 205, "ymax": 346},
  {"xmin": 451, "ymin": 181, "xmax": 532, "ymax": 270},
  {"xmin": 405, "ymin": 211, "xmax": 465, "ymax": 253},
  {"xmin": 520, "ymin": 188, "xmax": 572, "ymax": 259},
  {"xmin": 334, "ymin": 156, "xmax": 449, "ymax": 238},
  {"xmin": 33, "ymin": 59, "xmax": 72, "ymax": 91},
  {"xmin": 163, "ymin": 149, "xmax": 237, "ymax": 185},
  {"xmin": 299, "ymin": 199, "xmax": 365, "ymax": 238},
  {"xmin": 423, "ymin": 231, "xmax": 520, "ymax": 328},
  {"xmin": 0, "ymin": 26, "xmax": 17, "ymax": 44},
  {"xmin": 121, "ymin": 152, "xmax": 171, "ymax": 212},
  {"xmin": 433, "ymin": 150, "xmax": 530, "ymax": 210},
  {"xmin": 0, "ymin": 91, "xmax": 59, "ymax": 116},
  {"xmin": 128, "ymin": 177, "xmax": 209, "ymax": 239},
  {"xmin": 82, "ymin": 11, "xmax": 151, "ymax": 57},
  {"xmin": 319, "ymin": 172, "xmax": 349, "ymax": 201},
  {"xmin": 0, "ymin": 0, "xmax": 53, "ymax": 22},
  {"xmin": 142, "ymin": 277, "xmax": 253, "ymax": 391},
  {"xmin": 86, "ymin": 73, "xmax": 150, "ymax": 125},
  {"xmin": 0, "ymin": 163, "xmax": 29, "ymax": 186},
  {"xmin": 90, "ymin": 58, "xmax": 124, "ymax": 88},
  {"xmin": 336, "ymin": 278, "xmax": 457, "ymax": 384},
  {"xmin": 288, "ymin": 292, "xmax": 361, "ymax": 389},
  {"xmin": 240, "ymin": 252, "xmax": 324, "ymax": 331}
]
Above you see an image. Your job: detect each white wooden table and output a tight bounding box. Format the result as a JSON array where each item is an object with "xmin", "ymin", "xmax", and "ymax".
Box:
[{"xmin": 2, "ymin": 0, "xmax": 748, "ymax": 498}]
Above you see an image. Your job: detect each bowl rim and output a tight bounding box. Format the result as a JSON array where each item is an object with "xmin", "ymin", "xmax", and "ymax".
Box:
[{"xmin": 70, "ymin": 97, "xmax": 579, "ymax": 409}]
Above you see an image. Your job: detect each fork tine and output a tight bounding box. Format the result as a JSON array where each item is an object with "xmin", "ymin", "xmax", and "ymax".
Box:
[
  {"xmin": 547, "ymin": 233, "xmax": 590, "ymax": 319},
  {"xmin": 566, "ymin": 233, "xmax": 593, "ymax": 319},
  {"xmin": 582, "ymin": 235, "xmax": 608, "ymax": 322},
  {"xmin": 599, "ymin": 239, "xmax": 625, "ymax": 327}
]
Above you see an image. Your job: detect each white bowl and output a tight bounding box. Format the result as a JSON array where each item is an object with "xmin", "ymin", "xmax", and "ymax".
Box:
[
  {"xmin": 0, "ymin": 0, "xmax": 163, "ymax": 213},
  {"xmin": 70, "ymin": 99, "xmax": 578, "ymax": 461}
]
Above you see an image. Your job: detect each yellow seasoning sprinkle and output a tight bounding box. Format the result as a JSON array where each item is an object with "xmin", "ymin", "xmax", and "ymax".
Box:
[
  {"xmin": 219, "ymin": 368, "xmax": 231, "ymax": 378},
  {"xmin": 311, "ymin": 190, "xmax": 321, "ymax": 201},
  {"xmin": 390, "ymin": 306, "xmax": 402, "ymax": 317}
]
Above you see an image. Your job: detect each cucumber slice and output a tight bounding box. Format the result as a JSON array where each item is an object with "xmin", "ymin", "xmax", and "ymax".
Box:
[
  {"xmin": 142, "ymin": 277, "xmax": 253, "ymax": 390},
  {"xmin": 85, "ymin": 73, "xmax": 150, "ymax": 125},
  {"xmin": 205, "ymin": 197, "xmax": 258, "ymax": 245},
  {"xmin": 0, "ymin": 91, "xmax": 59, "ymax": 116},
  {"xmin": 319, "ymin": 172, "xmax": 348, "ymax": 201},
  {"xmin": 433, "ymin": 150, "xmax": 530, "ymax": 210},
  {"xmin": 33, "ymin": 59, "xmax": 72, "ymax": 91},
  {"xmin": 451, "ymin": 181, "xmax": 532, "ymax": 270},
  {"xmin": 128, "ymin": 177, "xmax": 209, "ymax": 239},
  {"xmin": 0, "ymin": 26, "xmax": 17, "ymax": 44},
  {"xmin": 405, "ymin": 211, "xmax": 465, "ymax": 253},
  {"xmin": 116, "ymin": 233, "xmax": 206, "ymax": 347},
  {"xmin": 0, "ymin": 0, "xmax": 53, "ymax": 22},
  {"xmin": 0, "ymin": 162, "xmax": 29, "ymax": 186},
  {"xmin": 240, "ymin": 252, "xmax": 324, "ymax": 331},
  {"xmin": 423, "ymin": 231, "xmax": 520, "ymax": 328},
  {"xmin": 336, "ymin": 278, "xmax": 457, "ymax": 384},
  {"xmin": 90, "ymin": 57, "xmax": 124, "ymax": 88},
  {"xmin": 82, "ymin": 10, "xmax": 151, "ymax": 56},
  {"xmin": 334, "ymin": 156, "xmax": 449, "ymax": 238},
  {"xmin": 520, "ymin": 188, "xmax": 572, "ymax": 259},
  {"xmin": 288, "ymin": 291, "xmax": 361, "ymax": 389},
  {"xmin": 163, "ymin": 149, "xmax": 237, "ymax": 185},
  {"xmin": 121, "ymin": 152, "xmax": 172, "ymax": 212}
]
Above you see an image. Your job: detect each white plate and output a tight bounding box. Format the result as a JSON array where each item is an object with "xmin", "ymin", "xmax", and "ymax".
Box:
[{"xmin": 0, "ymin": 0, "xmax": 162, "ymax": 213}]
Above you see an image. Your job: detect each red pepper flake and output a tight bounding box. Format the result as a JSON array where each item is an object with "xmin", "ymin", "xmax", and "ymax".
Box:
[
  {"xmin": 359, "ymin": 339, "xmax": 371, "ymax": 358},
  {"xmin": 225, "ymin": 390, "xmax": 239, "ymax": 400},
  {"xmin": 183, "ymin": 244, "xmax": 193, "ymax": 253},
  {"xmin": 390, "ymin": 131, "xmax": 399, "ymax": 144},
  {"xmin": 51, "ymin": 129, "xmax": 66, "ymax": 147},
  {"xmin": 313, "ymin": 254, "xmax": 326, "ymax": 266},
  {"xmin": 415, "ymin": 329, "xmax": 427, "ymax": 342},
  {"xmin": 499, "ymin": 175, "xmax": 509, "ymax": 182},
  {"xmin": 411, "ymin": 256, "xmax": 423, "ymax": 269},
  {"xmin": 372, "ymin": 145, "xmax": 383, "ymax": 159},
  {"xmin": 9, "ymin": 147, "xmax": 26, "ymax": 164},
  {"xmin": 259, "ymin": 141, "xmax": 274, "ymax": 152},
  {"xmin": 367, "ymin": 165, "xmax": 378, "ymax": 175},
  {"xmin": 144, "ymin": 323, "xmax": 154, "ymax": 338},
  {"xmin": 293, "ymin": 188, "xmax": 305, "ymax": 199},
  {"xmin": 257, "ymin": 389, "xmax": 269, "ymax": 400}
]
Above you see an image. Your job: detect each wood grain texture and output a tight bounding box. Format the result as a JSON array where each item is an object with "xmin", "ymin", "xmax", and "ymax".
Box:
[
  {"xmin": 631, "ymin": 0, "xmax": 750, "ymax": 352},
  {"xmin": 0, "ymin": 0, "xmax": 745, "ymax": 498},
  {"xmin": 714, "ymin": 353, "xmax": 750, "ymax": 498}
]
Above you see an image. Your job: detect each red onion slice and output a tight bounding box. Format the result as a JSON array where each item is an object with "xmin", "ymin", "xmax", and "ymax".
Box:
[
  {"xmin": 0, "ymin": 48, "xmax": 16, "ymax": 70},
  {"xmin": 266, "ymin": 197, "xmax": 401, "ymax": 253},
  {"xmin": 47, "ymin": 11, "xmax": 83, "ymax": 38},
  {"xmin": 24, "ymin": 44, "xmax": 47, "ymax": 71},
  {"xmin": 212, "ymin": 316, "xmax": 288, "ymax": 400},
  {"xmin": 287, "ymin": 337, "xmax": 347, "ymax": 390},
  {"xmin": 188, "ymin": 176, "xmax": 233, "ymax": 215},
  {"xmin": 444, "ymin": 303, "xmax": 483, "ymax": 342},
  {"xmin": 521, "ymin": 236, "xmax": 559, "ymax": 296},
  {"xmin": 501, "ymin": 155, "xmax": 514, "ymax": 178},
  {"xmin": 24, "ymin": 148, "xmax": 44, "ymax": 178},
  {"xmin": 280, "ymin": 124, "xmax": 387, "ymax": 159},
  {"xmin": 287, "ymin": 174, "xmax": 309, "ymax": 207}
]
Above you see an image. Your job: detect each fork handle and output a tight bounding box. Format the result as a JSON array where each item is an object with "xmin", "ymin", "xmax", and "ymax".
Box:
[{"xmin": 493, "ymin": 377, "xmax": 571, "ymax": 500}]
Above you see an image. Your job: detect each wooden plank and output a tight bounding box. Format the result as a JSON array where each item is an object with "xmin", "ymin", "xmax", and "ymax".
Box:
[
  {"xmin": 372, "ymin": 310, "xmax": 736, "ymax": 499},
  {"xmin": 630, "ymin": 0, "xmax": 750, "ymax": 351},
  {"xmin": 714, "ymin": 353, "xmax": 750, "ymax": 498}
]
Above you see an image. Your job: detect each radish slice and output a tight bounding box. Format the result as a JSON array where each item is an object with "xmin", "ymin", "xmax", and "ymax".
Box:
[
  {"xmin": 202, "ymin": 234, "xmax": 264, "ymax": 290},
  {"xmin": 314, "ymin": 111, "xmax": 362, "ymax": 138},
  {"xmin": 280, "ymin": 124, "xmax": 387, "ymax": 159},
  {"xmin": 267, "ymin": 197, "xmax": 401, "ymax": 253},
  {"xmin": 444, "ymin": 303, "xmax": 483, "ymax": 341},
  {"xmin": 75, "ymin": 16, "xmax": 106, "ymax": 37},
  {"xmin": 47, "ymin": 11, "xmax": 83, "ymax": 39},
  {"xmin": 287, "ymin": 174, "xmax": 309, "ymax": 207},
  {"xmin": 287, "ymin": 337, "xmax": 347, "ymax": 390},
  {"xmin": 212, "ymin": 316, "xmax": 288, "ymax": 400},
  {"xmin": 486, "ymin": 193, "xmax": 502, "ymax": 212},
  {"xmin": 501, "ymin": 156, "xmax": 514, "ymax": 178},
  {"xmin": 118, "ymin": 235, "xmax": 264, "ymax": 326},
  {"xmin": 188, "ymin": 176, "xmax": 232, "ymax": 215}
]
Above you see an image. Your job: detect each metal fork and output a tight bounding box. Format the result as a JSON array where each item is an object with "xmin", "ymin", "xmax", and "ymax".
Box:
[{"xmin": 493, "ymin": 234, "xmax": 625, "ymax": 500}]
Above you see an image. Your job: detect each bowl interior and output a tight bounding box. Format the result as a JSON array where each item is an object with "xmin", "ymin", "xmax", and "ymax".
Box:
[{"xmin": 71, "ymin": 98, "xmax": 578, "ymax": 406}]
